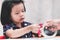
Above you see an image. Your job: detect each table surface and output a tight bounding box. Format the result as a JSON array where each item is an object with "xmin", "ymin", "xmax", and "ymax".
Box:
[{"xmin": 5, "ymin": 37, "xmax": 60, "ymax": 40}]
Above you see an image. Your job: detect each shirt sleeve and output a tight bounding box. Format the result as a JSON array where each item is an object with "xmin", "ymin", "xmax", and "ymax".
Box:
[
  {"xmin": 3, "ymin": 24, "xmax": 12, "ymax": 38},
  {"xmin": 3, "ymin": 25, "xmax": 12, "ymax": 33}
]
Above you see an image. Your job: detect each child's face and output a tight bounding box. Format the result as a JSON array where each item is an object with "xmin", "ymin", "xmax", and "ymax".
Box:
[{"xmin": 11, "ymin": 3, "xmax": 25, "ymax": 23}]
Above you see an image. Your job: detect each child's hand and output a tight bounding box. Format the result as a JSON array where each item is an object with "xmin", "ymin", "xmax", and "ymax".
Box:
[
  {"xmin": 30, "ymin": 24, "xmax": 40, "ymax": 33},
  {"xmin": 30, "ymin": 24, "xmax": 43, "ymax": 37}
]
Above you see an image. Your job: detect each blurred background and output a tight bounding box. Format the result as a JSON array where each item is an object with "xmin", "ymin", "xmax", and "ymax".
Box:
[{"xmin": 0, "ymin": 0, "xmax": 60, "ymax": 36}]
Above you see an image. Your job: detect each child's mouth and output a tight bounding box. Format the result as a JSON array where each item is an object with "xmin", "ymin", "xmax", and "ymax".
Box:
[{"xmin": 20, "ymin": 18, "xmax": 24, "ymax": 21}]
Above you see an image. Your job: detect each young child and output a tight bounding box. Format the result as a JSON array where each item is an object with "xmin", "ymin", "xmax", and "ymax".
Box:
[{"xmin": 1, "ymin": 0, "xmax": 40, "ymax": 39}]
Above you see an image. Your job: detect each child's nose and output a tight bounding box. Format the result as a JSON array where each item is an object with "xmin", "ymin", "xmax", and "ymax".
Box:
[{"xmin": 19, "ymin": 12, "xmax": 24, "ymax": 17}]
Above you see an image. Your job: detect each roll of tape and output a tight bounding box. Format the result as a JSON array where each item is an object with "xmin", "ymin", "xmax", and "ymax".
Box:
[{"xmin": 41, "ymin": 23, "xmax": 57, "ymax": 38}]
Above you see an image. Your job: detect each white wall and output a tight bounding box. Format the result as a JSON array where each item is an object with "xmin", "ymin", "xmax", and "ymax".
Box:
[
  {"xmin": 24, "ymin": 0, "xmax": 53, "ymax": 23},
  {"xmin": 0, "ymin": 0, "xmax": 3, "ymax": 36},
  {"xmin": 24, "ymin": 0, "xmax": 41, "ymax": 24},
  {"xmin": 24, "ymin": 0, "xmax": 60, "ymax": 23},
  {"xmin": 52, "ymin": 0, "xmax": 60, "ymax": 19}
]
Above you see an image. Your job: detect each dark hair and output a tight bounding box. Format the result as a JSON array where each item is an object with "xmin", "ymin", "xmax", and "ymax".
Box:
[{"xmin": 1, "ymin": 0, "xmax": 26, "ymax": 25}]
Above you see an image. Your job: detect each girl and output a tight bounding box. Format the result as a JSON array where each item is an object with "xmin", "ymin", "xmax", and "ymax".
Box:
[{"xmin": 1, "ymin": 0, "xmax": 40, "ymax": 39}]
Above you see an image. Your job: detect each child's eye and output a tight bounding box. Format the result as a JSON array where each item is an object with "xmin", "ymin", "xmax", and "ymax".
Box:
[
  {"xmin": 22, "ymin": 10, "xmax": 25, "ymax": 12},
  {"xmin": 16, "ymin": 13, "xmax": 19, "ymax": 14}
]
